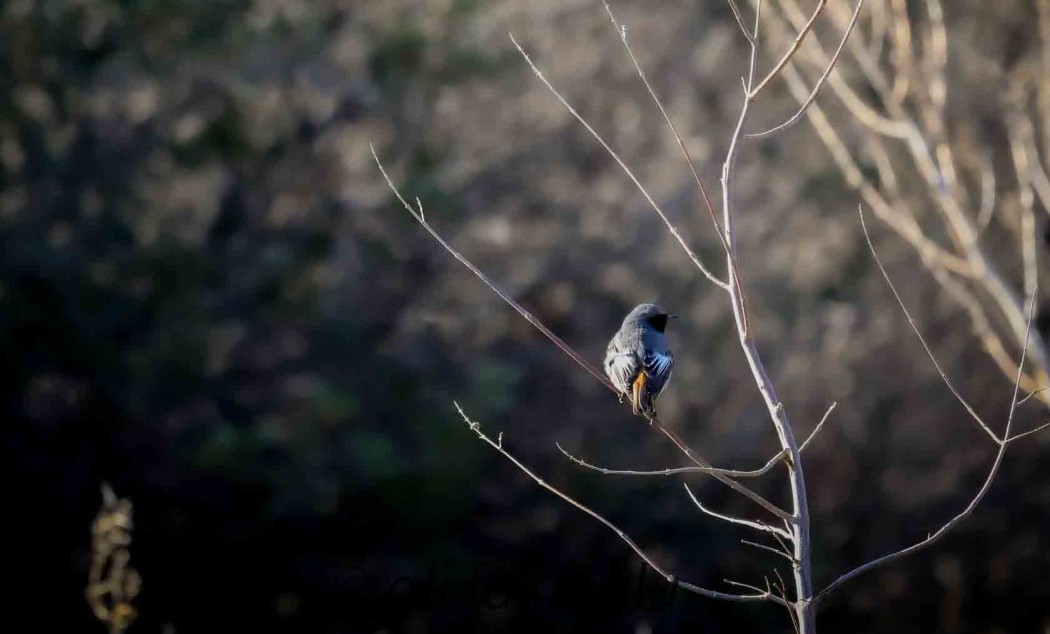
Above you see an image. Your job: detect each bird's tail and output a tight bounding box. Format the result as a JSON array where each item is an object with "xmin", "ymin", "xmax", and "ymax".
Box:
[{"xmin": 631, "ymin": 373, "xmax": 655, "ymax": 418}]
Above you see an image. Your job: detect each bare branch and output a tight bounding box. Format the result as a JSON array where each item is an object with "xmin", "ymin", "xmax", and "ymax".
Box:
[
  {"xmin": 558, "ymin": 442, "xmax": 786, "ymax": 479},
  {"xmin": 601, "ymin": 2, "xmax": 751, "ymax": 325},
  {"xmin": 741, "ymin": 538, "xmax": 796, "ymax": 562},
  {"xmin": 976, "ymin": 148, "xmax": 996, "ymax": 232},
  {"xmin": 766, "ymin": 520, "xmax": 797, "ymax": 560},
  {"xmin": 1006, "ymin": 87, "xmax": 1050, "ymax": 216},
  {"xmin": 921, "ymin": 0, "xmax": 948, "ymax": 117},
  {"xmin": 859, "ymin": 204, "xmax": 1002, "ymax": 444},
  {"xmin": 768, "ymin": 0, "xmax": 910, "ymax": 139},
  {"xmin": 815, "ymin": 283, "xmax": 1037, "ymax": 609},
  {"xmin": 776, "ymin": 0, "xmax": 1050, "ymax": 384},
  {"xmin": 748, "ymin": 0, "xmax": 865, "ymax": 139},
  {"xmin": 775, "ymin": 63, "xmax": 971, "ymax": 276},
  {"xmin": 887, "ymin": 0, "xmax": 914, "ymax": 105},
  {"xmin": 930, "ymin": 263, "xmax": 1042, "ymax": 394},
  {"xmin": 455, "ymin": 402, "xmax": 778, "ymax": 604},
  {"xmin": 724, "ymin": 578, "xmax": 791, "ymax": 608},
  {"xmin": 509, "ymin": 33, "xmax": 729, "ymax": 290},
  {"xmin": 684, "ymin": 483, "xmax": 793, "ymax": 539},
  {"xmin": 866, "ymin": 136, "xmax": 901, "ymax": 198},
  {"xmin": 799, "ymin": 401, "xmax": 837, "ymax": 453},
  {"xmin": 749, "ymin": 0, "xmax": 827, "ymax": 99},
  {"xmin": 1016, "ymin": 386, "xmax": 1049, "ymax": 406},
  {"xmin": 372, "ymin": 145, "xmax": 614, "ymax": 391},
  {"xmin": 726, "ymin": 0, "xmax": 756, "ymax": 43},
  {"xmin": 724, "ymin": 577, "xmax": 770, "ymax": 595},
  {"xmin": 656, "ymin": 421, "xmax": 794, "ymax": 521},
  {"xmin": 1003, "ymin": 421, "xmax": 1050, "ymax": 445},
  {"xmin": 1007, "ymin": 102, "xmax": 1040, "ymax": 296},
  {"xmin": 774, "ymin": 569, "xmax": 801, "ymax": 634}
]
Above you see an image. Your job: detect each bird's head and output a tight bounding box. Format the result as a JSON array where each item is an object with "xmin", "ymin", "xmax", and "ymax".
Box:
[{"xmin": 625, "ymin": 303, "xmax": 678, "ymax": 333}]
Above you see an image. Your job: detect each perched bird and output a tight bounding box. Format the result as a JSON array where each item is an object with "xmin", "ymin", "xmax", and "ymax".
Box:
[{"xmin": 604, "ymin": 303, "xmax": 676, "ymax": 420}]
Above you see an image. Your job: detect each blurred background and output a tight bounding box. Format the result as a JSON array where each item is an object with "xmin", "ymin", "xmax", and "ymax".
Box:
[{"xmin": 3, "ymin": 0, "xmax": 1050, "ymax": 632}]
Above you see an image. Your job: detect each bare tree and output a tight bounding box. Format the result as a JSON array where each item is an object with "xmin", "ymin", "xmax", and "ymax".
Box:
[
  {"xmin": 757, "ymin": 0, "xmax": 1050, "ymax": 399},
  {"xmin": 373, "ymin": 1, "xmax": 1048, "ymax": 631}
]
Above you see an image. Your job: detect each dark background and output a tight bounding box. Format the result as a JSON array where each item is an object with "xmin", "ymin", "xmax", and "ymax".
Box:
[{"xmin": 3, "ymin": 0, "xmax": 1049, "ymax": 632}]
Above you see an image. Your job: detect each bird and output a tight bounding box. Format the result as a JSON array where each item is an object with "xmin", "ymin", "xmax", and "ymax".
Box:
[{"xmin": 603, "ymin": 303, "xmax": 676, "ymax": 421}]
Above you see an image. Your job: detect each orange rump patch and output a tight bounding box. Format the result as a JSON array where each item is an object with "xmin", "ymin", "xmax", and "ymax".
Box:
[{"xmin": 631, "ymin": 373, "xmax": 646, "ymax": 415}]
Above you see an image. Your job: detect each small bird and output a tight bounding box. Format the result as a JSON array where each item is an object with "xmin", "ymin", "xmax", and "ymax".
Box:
[{"xmin": 604, "ymin": 303, "xmax": 676, "ymax": 420}]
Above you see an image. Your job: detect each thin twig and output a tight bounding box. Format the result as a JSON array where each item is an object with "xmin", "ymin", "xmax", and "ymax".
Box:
[
  {"xmin": 1016, "ymin": 386, "xmax": 1049, "ymax": 406},
  {"xmin": 929, "ymin": 257, "xmax": 1042, "ymax": 393},
  {"xmin": 726, "ymin": 0, "xmax": 756, "ymax": 43},
  {"xmin": 724, "ymin": 577, "xmax": 769, "ymax": 595},
  {"xmin": 558, "ymin": 442, "xmax": 786, "ymax": 479},
  {"xmin": 775, "ymin": 62, "xmax": 970, "ymax": 276},
  {"xmin": 372, "ymin": 145, "xmax": 612, "ymax": 389},
  {"xmin": 748, "ymin": 0, "xmax": 865, "ymax": 138},
  {"xmin": 815, "ymin": 283, "xmax": 1038, "ymax": 609},
  {"xmin": 764, "ymin": 519, "xmax": 797, "ymax": 562},
  {"xmin": 684, "ymin": 482, "xmax": 793, "ymax": 539},
  {"xmin": 741, "ymin": 538, "xmax": 796, "ymax": 562},
  {"xmin": 602, "ymin": 1, "xmax": 749, "ymax": 330},
  {"xmin": 749, "ymin": 0, "xmax": 827, "ymax": 99},
  {"xmin": 775, "ymin": 569, "xmax": 800, "ymax": 634},
  {"xmin": 1003, "ymin": 421, "xmax": 1050, "ymax": 445},
  {"xmin": 768, "ymin": 0, "xmax": 911, "ymax": 139},
  {"xmin": 859, "ymin": 204, "xmax": 1002, "ymax": 444},
  {"xmin": 799, "ymin": 401, "xmax": 837, "ymax": 453},
  {"xmin": 455, "ymin": 402, "xmax": 777, "ymax": 604},
  {"xmin": 509, "ymin": 33, "xmax": 729, "ymax": 290},
  {"xmin": 724, "ymin": 579, "xmax": 791, "ymax": 608}
]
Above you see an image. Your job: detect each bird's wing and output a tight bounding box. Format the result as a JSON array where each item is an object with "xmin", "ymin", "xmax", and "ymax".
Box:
[
  {"xmin": 604, "ymin": 345, "xmax": 638, "ymax": 395},
  {"xmin": 642, "ymin": 349, "xmax": 674, "ymax": 397}
]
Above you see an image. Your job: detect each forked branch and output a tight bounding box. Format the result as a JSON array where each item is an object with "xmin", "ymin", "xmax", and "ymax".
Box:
[
  {"xmin": 748, "ymin": 0, "xmax": 865, "ymax": 138},
  {"xmin": 684, "ymin": 482, "xmax": 793, "ymax": 539},
  {"xmin": 813, "ymin": 209, "xmax": 1046, "ymax": 610},
  {"xmin": 858, "ymin": 205, "xmax": 1003, "ymax": 444},
  {"xmin": 749, "ymin": 0, "xmax": 826, "ymax": 99},
  {"xmin": 455, "ymin": 402, "xmax": 786, "ymax": 606}
]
